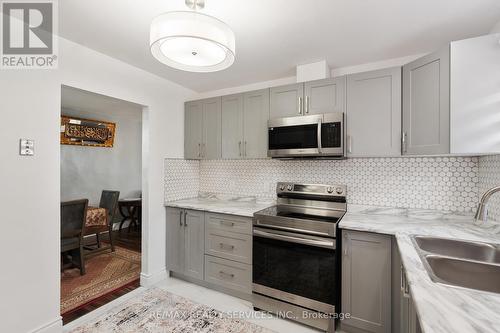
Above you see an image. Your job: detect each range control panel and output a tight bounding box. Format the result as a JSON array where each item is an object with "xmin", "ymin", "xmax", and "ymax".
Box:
[{"xmin": 276, "ymin": 182, "xmax": 346, "ymax": 197}]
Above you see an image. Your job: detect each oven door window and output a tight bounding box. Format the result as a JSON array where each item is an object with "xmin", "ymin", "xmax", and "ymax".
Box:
[
  {"xmin": 253, "ymin": 235, "xmax": 336, "ymax": 305},
  {"xmin": 321, "ymin": 122, "xmax": 342, "ymax": 148},
  {"xmin": 269, "ymin": 124, "xmax": 318, "ymax": 150}
]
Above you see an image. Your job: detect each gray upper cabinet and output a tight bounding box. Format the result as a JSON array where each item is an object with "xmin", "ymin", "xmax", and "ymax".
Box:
[
  {"xmin": 270, "ymin": 83, "xmax": 304, "ymax": 118},
  {"xmin": 402, "ymin": 47, "xmax": 450, "ymax": 155},
  {"xmin": 221, "ymin": 94, "xmax": 244, "ymax": 159},
  {"xmin": 346, "ymin": 67, "xmax": 401, "ymax": 157},
  {"xmin": 166, "ymin": 208, "xmax": 204, "ymax": 280},
  {"xmin": 202, "ymin": 97, "xmax": 222, "ymax": 159},
  {"xmin": 270, "ymin": 78, "xmax": 346, "ymax": 119},
  {"xmin": 304, "ymin": 77, "xmax": 345, "ymax": 115},
  {"xmin": 342, "ymin": 230, "xmax": 391, "ymax": 333},
  {"xmin": 184, "ymin": 101, "xmax": 203, "ymax": 159},
  {"xmin": 184, "ymin": 97, "xmax": 222, "ymax": 159},
  {"xmin": 221, "ymin": 89, "xmax": 270, "ymax": 159},
  {"xmin": 243, "ymin": 89, "xmax": 270, "ymax": 158}
]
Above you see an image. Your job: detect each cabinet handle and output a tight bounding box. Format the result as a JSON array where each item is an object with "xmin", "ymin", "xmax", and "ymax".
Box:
[
  {"xmin": 298, "ymin": 97, "xmax": 303, "ymax": 115},
  {"xmin": 179, "ymin": 210, "xmax": 183, "ymax": 226},
  {"xmin": 183, "ymin": 211, "xmax": 187, "ymax": 226},
  {"xmin": 220, "ymin": 221, "xmax": 235, "ymax": 227},
  {"xmin": 347, "ymin": 135, "xmax": 352, "ymax": 154},
  {"xmin": 402, "ymin": 132, "xmax": 407, "ymax": 154},
  {"xmin": 198, "ymin": 143, "xmax": 201, "ymax": 158},
  {"xmin": 219, "ymin": 271, "xmax": 235, "ymax": 279},
  {"xmin": 238, "ymin": 141, "xmax": 242, "ymax": 156},
  {"xmin": 305, "ymin": 96, "xmax": 310, "ymax": 114},
  {"xmin": 219, "ymin": 243, "xmax": 235, "ymax": 250}
]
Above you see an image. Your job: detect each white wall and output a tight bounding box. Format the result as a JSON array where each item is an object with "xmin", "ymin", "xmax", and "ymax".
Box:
[
  {"xmin": 60, "ymin": 107, "xmax": 142, "ymax": 206},
  {"xmin": 0, "ymin": 37, "xmax": 194, "ymax": 333}
]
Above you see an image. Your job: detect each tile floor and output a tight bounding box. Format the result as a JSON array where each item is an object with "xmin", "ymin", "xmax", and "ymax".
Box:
[{"xmin": 64, "ymin": 276, "xmax": 322, "ymax": 333}]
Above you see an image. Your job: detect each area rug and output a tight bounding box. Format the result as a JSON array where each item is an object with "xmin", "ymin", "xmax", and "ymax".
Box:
[
  {"xmin": 61, "ymin": 246, "xmax": 141, "ymax": 314},
  {"xmin": 69, "ymin": 288, "xmax": 275, "ymax": 333}
]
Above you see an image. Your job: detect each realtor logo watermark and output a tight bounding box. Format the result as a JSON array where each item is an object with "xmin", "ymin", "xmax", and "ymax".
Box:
[{"xmin": 1, "ymin": 0, "xmax": 58, "ymax": 69}]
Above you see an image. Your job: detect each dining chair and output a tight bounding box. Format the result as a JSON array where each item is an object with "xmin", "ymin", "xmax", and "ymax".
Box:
[
  {"xmin": 84, "ymin": 190, "xmax": 120, "ymax": 253},
  {"xmin": 61, "ymin": 199, "xmax": 88, "ymax": 275}
]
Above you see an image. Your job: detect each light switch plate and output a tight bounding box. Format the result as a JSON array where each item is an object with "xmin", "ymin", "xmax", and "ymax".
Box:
[{"xmin": 20, "ymin": 139, "xmax": 34, "ymax": 156}]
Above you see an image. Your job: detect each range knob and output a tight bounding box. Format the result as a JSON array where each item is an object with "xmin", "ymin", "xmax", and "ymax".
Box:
[
  {"xmin": 336, "ymin": 187, "xmax": 343, "ymax": 194},
  {"xmin": 279, "ymin": 184, "xmax": 286, "ymax": 191},
  {"xmin": 287, "ymin": 184, "xmax": 293, "ymax": 191},
  {"xmin": 326, "ymin": 186, "xmax": 334, "ymax": 193}
]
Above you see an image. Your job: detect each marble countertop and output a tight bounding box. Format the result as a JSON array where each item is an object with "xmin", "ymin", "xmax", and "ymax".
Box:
[
  {"xmin": 341, "ymin": 205, "xmax": 500, "ymax": 333},
  {"xmin": 165, "ymin": 193, "xmax": 274, "ymax": 218},
  {"xmin": 166, "ymin": 195, "xmax": 500, "ymax": 332}
]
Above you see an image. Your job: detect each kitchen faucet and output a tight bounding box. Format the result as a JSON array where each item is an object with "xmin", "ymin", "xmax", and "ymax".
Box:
[{"xmin": 474, "ymin": 185, "xmax": 500, "ymax": 222}]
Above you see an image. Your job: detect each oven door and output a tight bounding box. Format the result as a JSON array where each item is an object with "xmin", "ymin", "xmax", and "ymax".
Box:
[
  {"xmin": 268, "ymin": 115, "xmax": 322, "ymax": 157},
  {"xmin": 252, "ymin": 227, "xmax": 337, "ymax": 313}
]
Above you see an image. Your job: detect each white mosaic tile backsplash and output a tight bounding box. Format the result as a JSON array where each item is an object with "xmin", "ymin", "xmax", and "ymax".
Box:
[
  {"xmin": 478, "ymin": 155, "xmax": 500, "ymax": 220},
  {"xmin": 164, "ymin": 159, "xmax": 199, "ymax": 201},
  {"xmin": 165, "ymin": 157, "xmax": 481, "ymax": 213},
  {"xmin": 198, "ymin": 157, "xmax": 479, "ymax": 212}
]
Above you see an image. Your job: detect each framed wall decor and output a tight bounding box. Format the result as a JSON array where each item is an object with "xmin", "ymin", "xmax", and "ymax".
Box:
[{"xmin": 60, "ymin": 116, "xmax": 116, "ymax": 147}]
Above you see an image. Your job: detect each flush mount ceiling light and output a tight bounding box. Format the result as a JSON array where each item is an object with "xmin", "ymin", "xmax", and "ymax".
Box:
[{"xmin": 150, "ymin": 0, "xmax": 235, "ymax": 72}]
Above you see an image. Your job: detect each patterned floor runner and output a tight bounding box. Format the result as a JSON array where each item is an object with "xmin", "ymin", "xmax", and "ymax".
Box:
[{"xmin": 69, "ymin": 287, "xmax": 275, "ymax": 333}]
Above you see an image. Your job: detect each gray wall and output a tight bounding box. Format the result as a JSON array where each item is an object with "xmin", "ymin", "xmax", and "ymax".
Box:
[{"xmin": 61, "ymin": 107, "xmax": 142, "ymax": 206}]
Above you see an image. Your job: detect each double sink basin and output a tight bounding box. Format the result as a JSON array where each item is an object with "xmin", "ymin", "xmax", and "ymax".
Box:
[{"xmin": 412, "ymin": 235, "xmax": 500, "ymax": 294}]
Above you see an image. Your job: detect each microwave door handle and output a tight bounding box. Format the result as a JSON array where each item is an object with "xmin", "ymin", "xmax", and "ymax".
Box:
[{"xmin": 317, "ymin": 119, "xmax": 322, "ymax": 153}]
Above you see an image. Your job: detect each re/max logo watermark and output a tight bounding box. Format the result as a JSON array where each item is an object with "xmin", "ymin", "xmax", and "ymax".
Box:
[{"xmin": 1, "ymin": 0, "xmax": 58, "ymax": 69}]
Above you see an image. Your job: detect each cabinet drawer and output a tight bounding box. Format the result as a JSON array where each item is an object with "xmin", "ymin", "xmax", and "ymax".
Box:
[
  {"xmin": 205, "ymin": 213, "xmax": 252, "ymax": 235},
  {"xmin": 205, "ymin": 229, "xmax": 252, "ymax": 264},
  {"xmin": 204, "ymin": 255, "xmax": 251, "ymax": 293}
]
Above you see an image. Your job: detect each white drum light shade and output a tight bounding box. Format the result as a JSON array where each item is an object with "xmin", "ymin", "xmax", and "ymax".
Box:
[{"xmin": 150, "ymin": 11, "xmax": 235, "ymax": 72}]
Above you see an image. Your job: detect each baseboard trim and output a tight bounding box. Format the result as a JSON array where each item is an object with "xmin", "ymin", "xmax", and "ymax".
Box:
[
  {"xmin": 30, "ymin": 317, "xmax": 62, "ymax": 333},
  {"xmin": 140, "ymin": 268, "xmax": 167, "ymax": 287}
]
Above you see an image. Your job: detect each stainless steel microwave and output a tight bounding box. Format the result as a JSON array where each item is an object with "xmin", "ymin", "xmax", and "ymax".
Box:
[{"xmin": 268, "ymin": 113, "xmax": 344, "ymax": 158}]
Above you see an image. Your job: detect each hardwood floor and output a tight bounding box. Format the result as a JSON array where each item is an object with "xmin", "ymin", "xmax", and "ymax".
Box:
[{"xmin": 62, "ymin": 227, "xmax": 142, "ymax": 325}]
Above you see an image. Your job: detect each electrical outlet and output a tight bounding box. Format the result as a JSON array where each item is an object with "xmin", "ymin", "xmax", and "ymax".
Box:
[{"xmin": 19, "ymin": 139, "xmax": 34, "ymax": 156}]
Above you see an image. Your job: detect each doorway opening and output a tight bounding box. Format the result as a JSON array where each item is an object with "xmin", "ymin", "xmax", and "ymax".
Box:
[{"xmin": 59, "ymin": 85, "xmax": 144, "ymax": 324}]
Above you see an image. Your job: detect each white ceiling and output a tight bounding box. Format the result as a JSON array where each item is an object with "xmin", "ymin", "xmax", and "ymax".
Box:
[{"xmin": 59, "ymin": 0, "xmax": 500, "ymax": 93}]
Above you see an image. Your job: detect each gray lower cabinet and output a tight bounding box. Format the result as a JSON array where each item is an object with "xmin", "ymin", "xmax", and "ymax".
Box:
[
  {"xmin": 346, "ymin": 67, "xmax": 401, "ymax": 157},
  {"xmin": 167, "ymin": 208, "xmax": 252, "ymax": 296},
  {"xmin": 166, "ymin": 208, "xmax": 204, "ymax": 280},
  {"xmin": 204, "ymin": 255, "xmax": 252, "ymax": 294},
  {"xmin": 341, "ymin": 230, "xmax": 392, "ymax": 333},
  {"xmin": 402, "ymin": 46, "xmax": 450, "ymax": 155},
  {"xmin": 184, "ymin": 97, "xmax": 221, "ymax": 159},
  {"xmin": 400, "ymin": 265, "xmax": 422, "ymax": 333},
  {"xmin": 166, "ymin": 207, "xmax": 185, "ymax": 273},
  {"xmin": 221, "ymin": 89, "xmax": 269, "ymax": 159}
]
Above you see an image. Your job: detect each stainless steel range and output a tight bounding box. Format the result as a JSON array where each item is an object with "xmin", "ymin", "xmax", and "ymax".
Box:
[{"xmin": 252, "ymin": 182, "xmax": 347, "ymax": 333}]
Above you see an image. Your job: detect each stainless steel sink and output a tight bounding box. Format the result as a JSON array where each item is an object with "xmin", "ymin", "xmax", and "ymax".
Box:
[
  {"xmin": 414, "ymin": 236, "xmax": 500, "ymax": 264},
  {"xmin": 425, "ymin": 255, "xmax": 500, "ymax": 294},
  {"xmin": 411, "ymin": 236, "xmax": 500, "ymax": 294}
]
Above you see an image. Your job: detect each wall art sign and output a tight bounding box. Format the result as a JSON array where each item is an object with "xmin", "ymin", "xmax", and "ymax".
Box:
[{"xmin": 60, "ymin": 116, "xmax": 115, "ymax": 147}]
